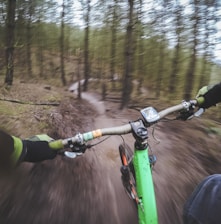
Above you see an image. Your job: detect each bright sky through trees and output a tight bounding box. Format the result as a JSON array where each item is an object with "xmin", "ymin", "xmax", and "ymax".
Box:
[{"xmin": 56, "ymin": 0, "xmax": 221, "ymax": 61}]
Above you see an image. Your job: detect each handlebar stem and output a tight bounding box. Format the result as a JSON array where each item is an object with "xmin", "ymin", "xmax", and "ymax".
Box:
[{"xmin": 130, "ymin": 119, "xmax": 148, "ymax": 144}]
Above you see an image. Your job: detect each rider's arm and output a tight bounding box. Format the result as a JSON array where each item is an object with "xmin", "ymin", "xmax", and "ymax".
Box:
[
  {"xmin": 197, "ymin": 82, "xmax": 221, "ymax": 108},
  {"xmin": 0, "ymin": 130, "xmax": 15, "ymax": 170},
  {"xmin": 0, "ymin": 129, "xmax": 57, "ymax": 169}
]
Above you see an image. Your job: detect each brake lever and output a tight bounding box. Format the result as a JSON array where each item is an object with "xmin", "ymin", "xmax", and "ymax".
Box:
[
  {"xmin": 194, "ymin": 108, "xmax": 205, "ymax": 117},
  {"xmin": 64, "ymin": 151, "xmax": 83, "ymax": 159},
  {"xmin": 178, "ymin": 107, "xmax": 205, "ymax": 120},
  {"xmin": 63, "ymin": 143, "xmax": 93, "ymax": 159},
  {"xmin": 187, "ymin": 108, "xmax": 205, "ymax": 120}
]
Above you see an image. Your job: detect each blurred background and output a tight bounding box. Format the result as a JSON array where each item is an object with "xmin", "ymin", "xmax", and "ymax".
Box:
[{"xmin": 1, "ymin": 0, "xmax": 221, "ymax": 106}]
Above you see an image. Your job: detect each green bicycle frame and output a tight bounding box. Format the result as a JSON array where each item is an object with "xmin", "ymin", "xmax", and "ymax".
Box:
[{"xmin": 133, "ymin": 146, "xmax": 158, "ymax": 224}]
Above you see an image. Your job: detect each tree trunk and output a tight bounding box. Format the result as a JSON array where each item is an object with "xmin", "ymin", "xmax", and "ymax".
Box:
[
  {"xmin": 198, "ymin": 1, "xmax": 215, "ymax": 89},
  {"xmin": 36, "ymin": 21, "xmax": 44, "ymax": 78},
  {"xmin": 168, "ymin": 5, "xmax": 183, "ymax": 98},
  {"xmin": 137, "ymin": 37, "xmax": 144, "ymax": 95},
  {"xmin": 5, "ymin": 0, "xmax": 16, "ymax": 85},
  {"xmin": 77, "ymin": 51, "xmax": 82, "ymax": 99},
  {"xmin": 184, "ymin": 52, "xmax": 197, "ymax": 100},
  {"xmin": 155, "ymin": 41, "xmax": 164, "ymax": 98},
  {"xmin": 183, "ymin": 0, "xmax": 199, "ymax": 100},
  {"xmin": 83, "ymin": 0, "xmax": 91, "ymax": 92},
  {"xmin": 198, "ymin": 57, "xmax": 209, "ymax": 89},
  {"xmin": 60, "ymin": 0, "xmax": 66, "ymax": 86},
  {"xmin": 110, "ymin": 0, "xmax": 118, "ymax": 90},
  {"xmin": 121, "ymin": 0, "xmax": 134, "ymax": 109},
  {"xmin": 169, "ymin": 41, "xmax": 180, "ymax": 98},
  {"xmin": 136, "ymin": 0, "xmax": 144, "ymax": 95},
  {"xmin": 26, "ymin": 2, "xmax": 34, "ymax": 77}
]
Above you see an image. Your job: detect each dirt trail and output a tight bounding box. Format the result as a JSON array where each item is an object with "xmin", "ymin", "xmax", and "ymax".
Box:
[
  {"xmin": 0, "ymin": 82, "xmax": 221, "ymax": 224},
  {"xmin": 69, "ymin": 84, "xmax": 138, "ymax": 224}
]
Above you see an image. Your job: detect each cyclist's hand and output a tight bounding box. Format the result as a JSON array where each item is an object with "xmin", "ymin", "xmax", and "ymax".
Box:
[
  {"xmin": 196, "ymin": 83, "xmax": 221, "ymax": 109},
  {"xmin": 23, "ymin": 140, "xmax": 57, "ymax": 162}
]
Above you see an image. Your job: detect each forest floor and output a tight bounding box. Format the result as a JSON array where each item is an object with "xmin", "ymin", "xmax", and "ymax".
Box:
[{"xmin": 0, "ymin": 79, "xmax": 221, "ymax": 224}]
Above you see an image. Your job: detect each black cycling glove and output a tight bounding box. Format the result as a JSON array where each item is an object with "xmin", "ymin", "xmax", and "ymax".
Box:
[
  {"xmin": 197, "ymin": 83, "xmax": 221, "ymax": 109},
  {"xmin": 23, "ymin": 140, "xmax": 57, "ymax": 163}
]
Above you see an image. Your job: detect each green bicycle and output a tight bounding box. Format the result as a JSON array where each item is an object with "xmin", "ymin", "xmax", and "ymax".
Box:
[{"xmin": 49, "ymin": 99, "xmax": 203, "ymax": 224}]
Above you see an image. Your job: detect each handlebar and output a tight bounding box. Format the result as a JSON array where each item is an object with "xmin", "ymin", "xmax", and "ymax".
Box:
[
  {"xmin": 49, "ymin": 99, "xmax": 200, "ymax": 151},
  {"xmin": 158, "ymin": 100, "xmax": 197, "ymax": 119},
  {"xmin": 49, "ymin": 123, "xmax": 134, "ymax": 150}
]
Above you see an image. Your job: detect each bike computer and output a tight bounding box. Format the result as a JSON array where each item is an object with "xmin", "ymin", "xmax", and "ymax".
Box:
[{"xmin": 140, "ymin": 107, "xmax": 160, "ymax": 123}]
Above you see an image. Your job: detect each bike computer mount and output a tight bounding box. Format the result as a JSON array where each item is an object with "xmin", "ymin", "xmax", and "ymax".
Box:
[{"xmin": 140, "ymin": 107, "xmax": 160, "ymax": 124}]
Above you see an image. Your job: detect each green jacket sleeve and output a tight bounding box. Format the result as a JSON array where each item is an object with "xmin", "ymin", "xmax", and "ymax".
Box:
[
  {"xmin": 11, "ymin": 136, "xmax": 24, "ymax": 165},
  {"xmin": 0, "ymin": 130, "xmax": 23, "ymax": 169}
]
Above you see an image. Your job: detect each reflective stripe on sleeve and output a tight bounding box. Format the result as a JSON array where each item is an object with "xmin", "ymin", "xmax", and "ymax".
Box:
[{"xmin": 11, "ymin": 136, "xmax": 23, "ymax": 165}]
